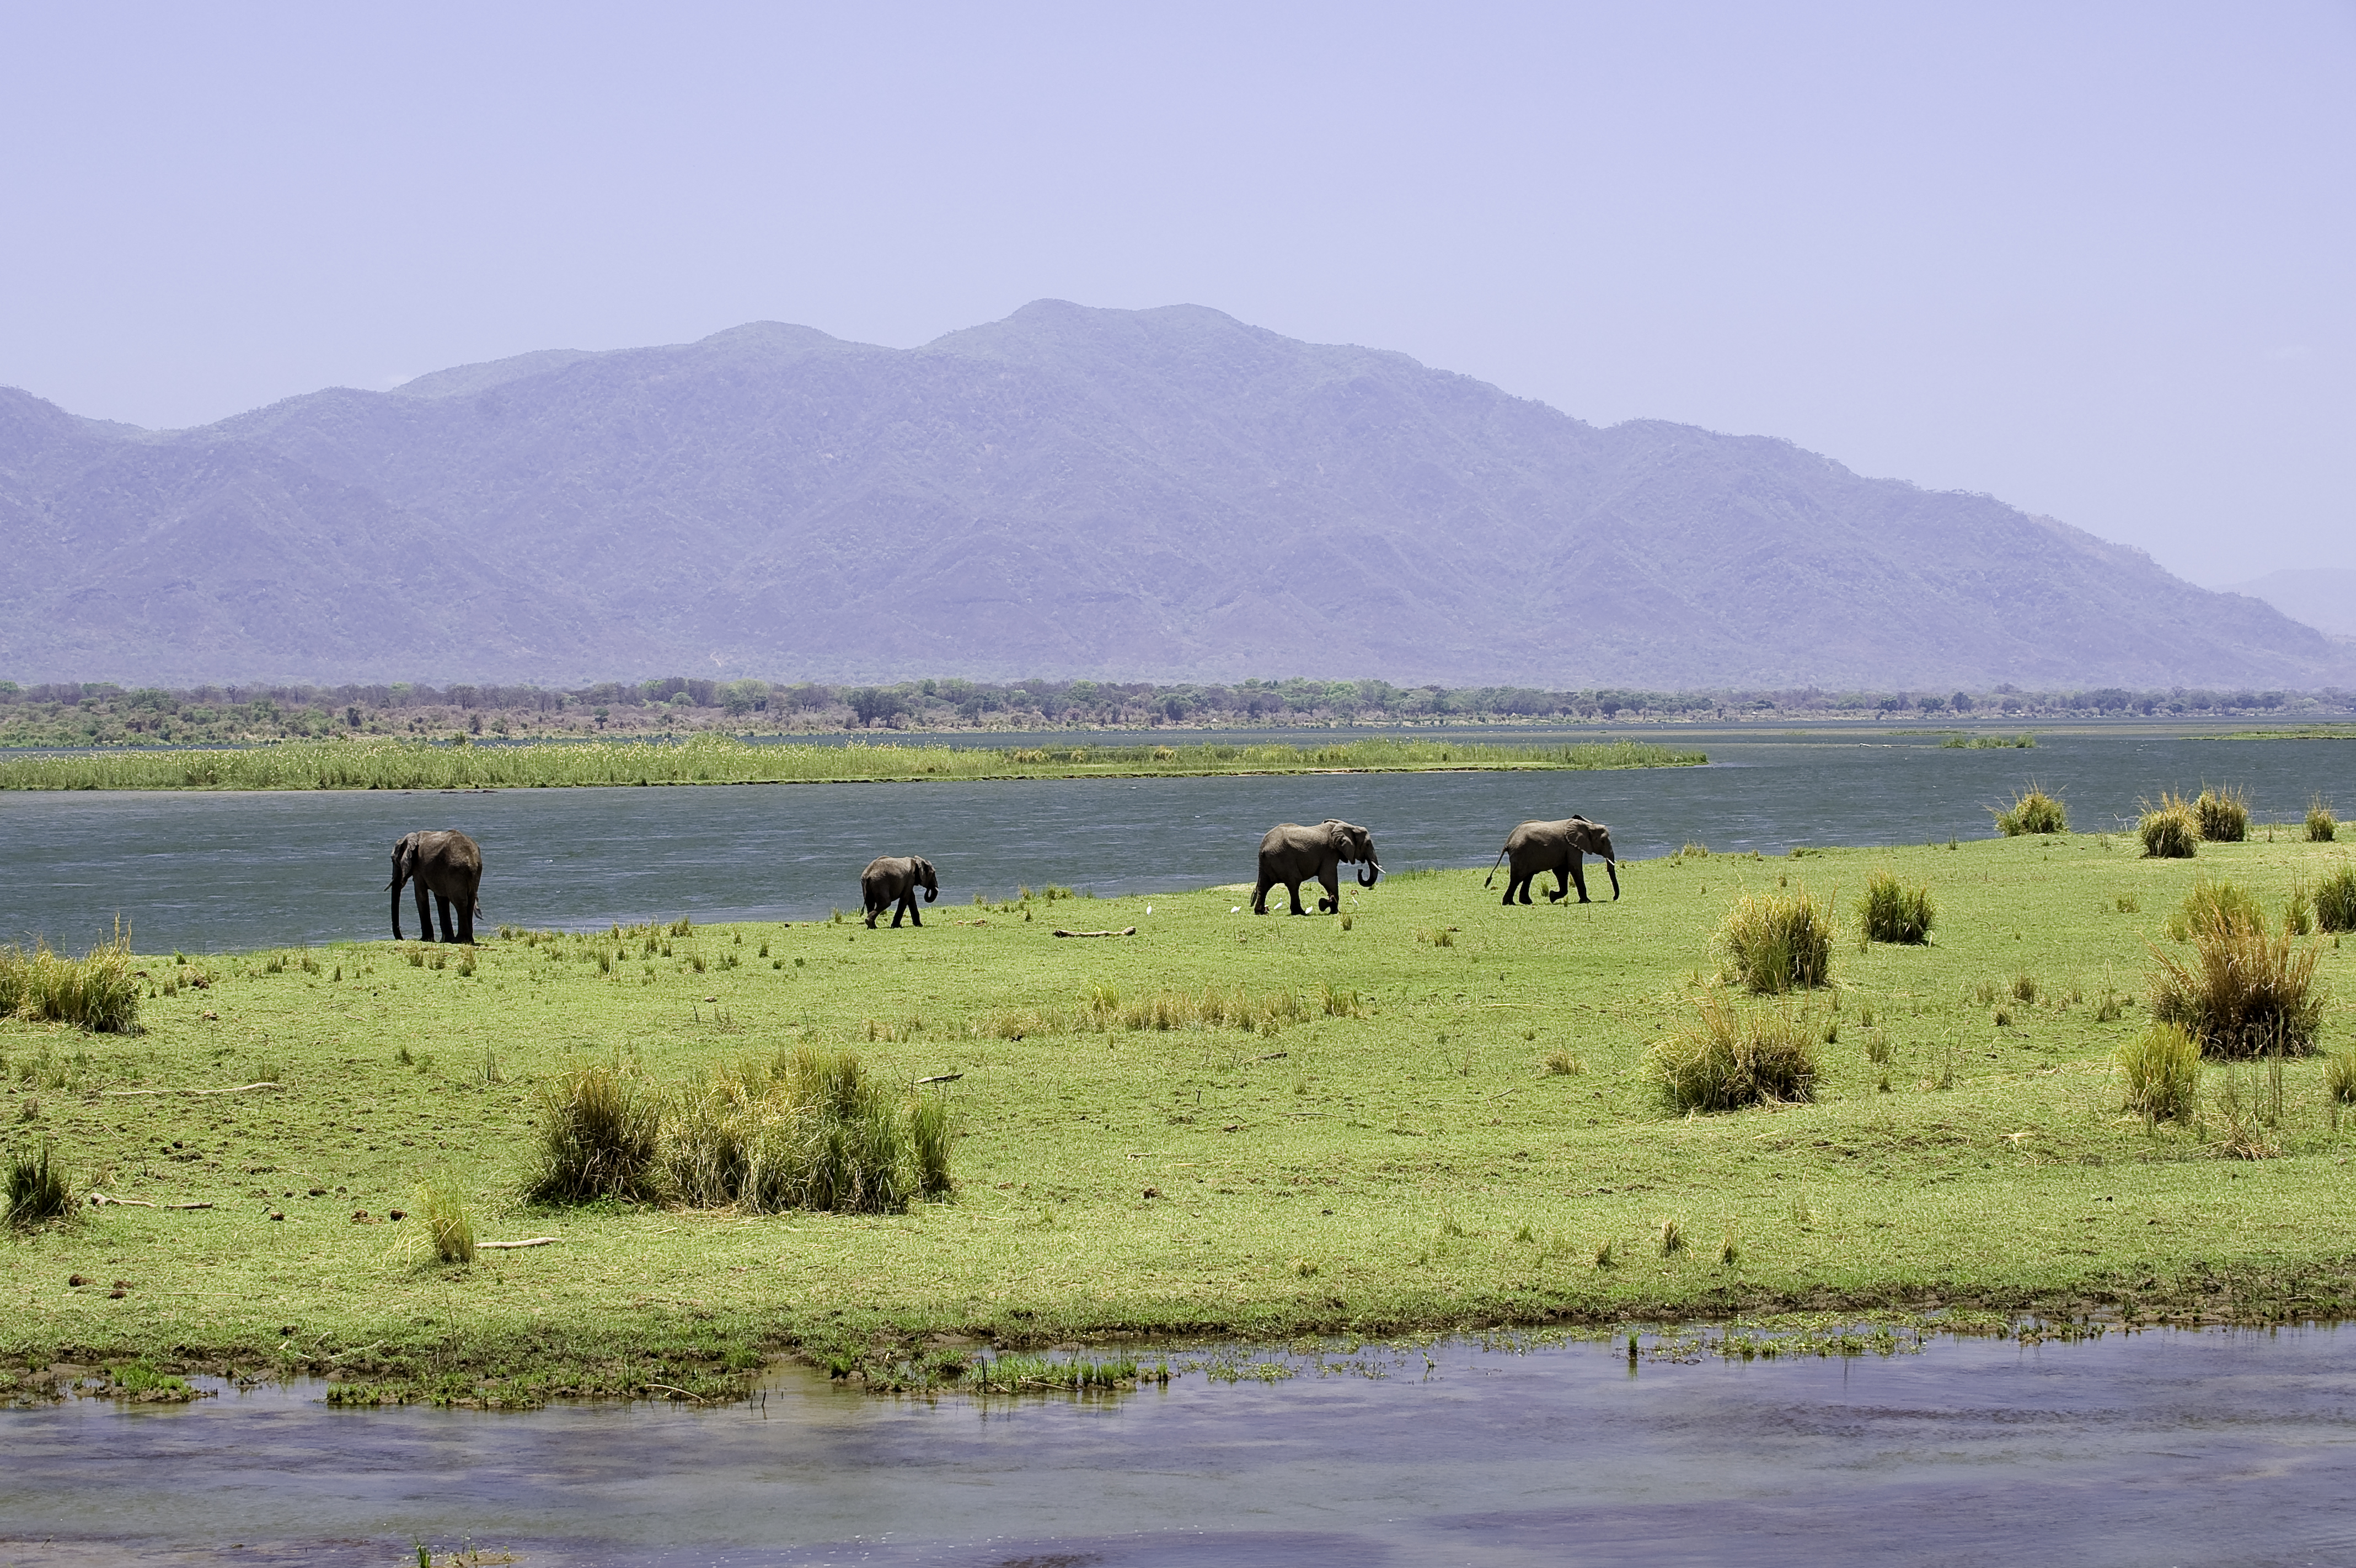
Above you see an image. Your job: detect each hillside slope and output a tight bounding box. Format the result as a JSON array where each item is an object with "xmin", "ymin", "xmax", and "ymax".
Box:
[{"xmin": 1, "ymin": 301, "xmax": 2341, "ymax": 687}]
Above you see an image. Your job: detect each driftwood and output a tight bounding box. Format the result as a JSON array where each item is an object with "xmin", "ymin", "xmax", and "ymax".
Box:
[
  {"xmin": 101, "ymin": 1082, "xmax": 281, "ymax": 1099},
  {"xmin": 1052, "ymin": 927, "xmax": 1138, "ymax": 939},
  {"xmin": 644, "ymin": 1382, "xmax": 709, "ymax": 1403},
  {"xmin": 913, "ymin": 1072, "xmax": 964, "ymax": 1085},
  {"xmin": 87, "ymin": 1194, "xmax": 212, "ymax": 1210},
  {"xmin": 476, "ymin": 1237, "xmax": 559, "ymax": 1250}
]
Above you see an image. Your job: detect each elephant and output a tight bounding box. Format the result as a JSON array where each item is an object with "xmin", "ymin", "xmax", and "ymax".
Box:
[
  {"xmin": 861, "ymin": 855, "xmax": 939, "ymax": 928},
  {"xmin": 1485, "ymin": 816, "xmax": 1620, "ymax": 906},
  {"xmin": 1252, "ymin": 820, "xmax": 1380, "ymax": 915},
  {"xmin": 389, "ymin": 830, "xmax": 483, "ymax": 943}
]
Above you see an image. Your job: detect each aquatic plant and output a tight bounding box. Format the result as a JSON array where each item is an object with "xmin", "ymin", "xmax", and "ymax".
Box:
[
  {"xmin": 1718, "ymin": 888, "xmax": 1833, "ymax": 992},
  {"xmin": 1859, "ymin": 869, "xmax": 1934, "ymax": 944},
  {"xmin": 2115, "ymin": 1023, "xmax": 2200, "ymax": 1122},
  {"xmin": 1991, "ymin": 785, "xmax": 2068, "ymax": 836},
  {"xmin": 1647, "ymin": 994, "xmax": 1819, "ymax": 1111}
]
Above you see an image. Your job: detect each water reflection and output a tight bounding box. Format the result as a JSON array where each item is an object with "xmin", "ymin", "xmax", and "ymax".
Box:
[{"xmin": 3, "ymin": 1329, "xmax": 2352, "ymax": 1566}]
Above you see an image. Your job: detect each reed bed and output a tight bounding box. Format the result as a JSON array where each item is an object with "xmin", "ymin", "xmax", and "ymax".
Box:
[{"xmin": 0, "ymin": 735, "xmax": 1704, "ymax": 791}]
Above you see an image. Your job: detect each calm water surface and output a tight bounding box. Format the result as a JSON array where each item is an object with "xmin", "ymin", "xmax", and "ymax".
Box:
[
  {"xmin": 2, "ymin": 724, "xmax": 2349, "ymax": 952},
  {"xmin": 4, "ymin": 1329, "xmax": 2353, "ymax": 1566}
]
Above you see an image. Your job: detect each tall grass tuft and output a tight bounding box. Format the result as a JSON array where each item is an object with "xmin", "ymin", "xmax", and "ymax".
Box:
[
  {"xmin": 1646, "ymin": 994, "xmax": 1819, "ymax": 1111},
  {"xmin": 1859, "ymin": 869, "xmax": 1934, "ymax": 944},
  {"xmin": 1718, "ymin": 888, "xmax": 1833, "ymax": 992},
  {"xmin": 2148, "ymin": 912, "xmax": 2326, "ymax": 1059},
  {"xmin": 2316, "ymin": 865, "xmax": 2356, "ymax": 934},
  {"xmin": 6, "ymin": 1141, "xmax": 72, "ymax": 1227},
  {"xmin": 527, "ymin": 1064, "xmax": 660, "ymax": 1202},
  {"xmin": 2116, "ymin": 1023, "xmax": 2201, "ymax": 1122},
  {"xmin": 2308, "ymin": 796, "xmax": 2338, "ymax": 843},
  {"xmin": 417, "ymin": 1172, "xmax": 476, "ymax": 1264},
  {"xmin": 2164, "ymin": 876, "xmax": 2265, "ymax": 941},
  {"xmin": 2139, "ymin": 793, "xmax": 2199, "ymax": 859},
  {"xmin": 0, "ymin": 925, "xmax": 140, "ymax": 1032},
  {"xmin": 1991, "ymin": 785, "xmax": 2068, "ymax": 836},
  {"xmin": 658, "ymin": 1047, "xmax": 940, "ymax": 1214},
  {"xmin": 2322, "ymin": 1048, "xmax": 2356, "ymax": 1107},
  {"xmin": 2193, "ymin": 785, "xmax": 2251, "ymax": 843}
]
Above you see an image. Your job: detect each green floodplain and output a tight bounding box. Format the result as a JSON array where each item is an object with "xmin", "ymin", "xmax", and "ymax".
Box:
[
  {"xmin": 7, "ymin": 826, "xmax": 2356, "ymax": 1407},
  {"xmin": 0, "ymin": 735, "xmax": 1700, "ymax": 791}
]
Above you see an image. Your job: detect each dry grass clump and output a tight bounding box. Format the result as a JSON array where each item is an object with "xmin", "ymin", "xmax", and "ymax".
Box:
[
  {"xmin": 527, "ymin": 1064, "xmax": 660, "ymax": 1202},
  {"xmin": 2115, "ymin": 1023, "xmax": 2200, "ymax": 1122},
  {"xmin": 0, "ymin": 927, "xmax": 140, "ymax": 1033},
  {"xmin": 658, "ymin": 1047, "xmax": 944, "ymax": 1213},
  {"xmin": 6, "ymin": 1141, "xmax": 72, "ymax": 1228},
  {"xmin": 2193, "ymin": 785, "xmax": 2250, "ymax": 843},
  {"xmin": 2316, "ymin": 864, "xmax": 2356, "ymax": 934},
  {"xmin": 1859, "ymin": 869, "xmax": 1934, "ymax": 944},
  {"xmin": 2307, "ymin": 796, "xmax": 2337, "ymax": 843},
  {"xmin": 2148, "ymin": 909, "xmax": 2327, "ymax": 1059},
  {"xmin": 1647, "ymin": 994, "xmax": 1819, "ymax": 1111},
  {"xmin": 2164, "ymin": 877, "xmax": 2265, "ymax": 941},
  {"xmin": 2139, "ymin": 793, "xmax": 2199, "ymax": 859},
  {"xmin": 1991, "ymin": 785, "xmax": 2068, "ymax": 836},
  {"xmin": 1718, "ymin": 887, "xmax": 1833, "ymax": 992},
  {"xmin": 418, "ymin": 1171, "xmax": 476, "ymax": 1264}
]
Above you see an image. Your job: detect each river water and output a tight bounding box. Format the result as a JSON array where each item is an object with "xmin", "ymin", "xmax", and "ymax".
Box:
[
  {"xmin": 2, "ymin": 721, "xmax": 2349, "ymax": 954},
  {"xmin": 4, "ymin": 1328, "xmax": 2353, "ymax": 1566}
]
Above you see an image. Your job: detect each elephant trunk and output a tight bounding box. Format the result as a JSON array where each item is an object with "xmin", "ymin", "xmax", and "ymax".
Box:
[
  {"xmin": 923, "ymin": 885, "xmax": 938, "ymax": 902},
  {"xmin": 1606, "ymin": 860, "xmax": 1621, "ymax": 900},
  {"xmin": 1357, "ymin": 859, "xmax": 1381, "ymax": 888},
  {"xmin": 389, "ymin": 873, "xmax": 405, "ymax": 939}
]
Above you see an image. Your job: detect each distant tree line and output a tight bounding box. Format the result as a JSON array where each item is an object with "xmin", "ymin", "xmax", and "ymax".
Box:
[{"xmin": 0, "ymin": 675, "xmax": 2347, "ymax": 748}]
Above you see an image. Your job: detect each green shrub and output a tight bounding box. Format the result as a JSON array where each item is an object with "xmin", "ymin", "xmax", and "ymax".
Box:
[
  {"xmin": 0, "ymin": 928, "xmax": 140, "ymax": 1032},
  {"xmin": 1991, "ymin": 785, "xmax": 2068, "ymax": 836},
  {"xmin": 2116, "ymin": 1023, "xmax": 2200, "ymax": 1122},
  {"xmin": 527, "ymin": 1064, "xmax": 660, "ymax": 1202},
  {"xmin": 2149, "ymin": 913, "xmax": 2326, "ymax": 1058},
  {"xmin": 1859, "ymin": 869, "xmax": 1934, "ymax": 944},
  {"xmin": 2317, "ymin": 865, "xmax": 2356, "ymax": 934},
  {"xmin": 2164, "ymin": 876, "xmax": 2265, "ymax": 941},
  {"xmin": 2193, "ymin": 785, "xmax": 2250, "ymax": 843},
  {"xmin": 418, "ymin": 1172, "xmax": 476, "ymax": 1264},
  {"xmin": 1718, "ymin": 888, "xmax": 1833, "ymax": 992},
  {"xmin": 2307, "ymin": 796, "xmax": 2337, "ymax": 843},
  {"xmin": 2139, "ymin": 794, "xmax": 2199, "ymax": 859},
  {"xmin": 6, "ymin": 1141, "xmax": 72, "ymax": 1227},
  {"xmin": 1646, "ymin": 994, "xmax": 1819, "ymax": 1111}
]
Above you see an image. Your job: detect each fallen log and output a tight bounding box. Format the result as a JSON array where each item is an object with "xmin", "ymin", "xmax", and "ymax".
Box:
[
  {"xmin": 101, "ymin": 1082, "xmax": 281, "ymax": 1099},
  {"xmin": 1051, "ymin": 927, "xmax": 1138, "ymax": 939}
]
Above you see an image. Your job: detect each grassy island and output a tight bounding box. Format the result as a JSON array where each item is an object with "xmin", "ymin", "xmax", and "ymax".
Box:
[
  {"xmin": 6, "ymin": 832, "xmax": 2355, "ymax": 1406},
  {"xmin": 0, "ymin": 735, "xmax": 1701, "ymax": 792}
]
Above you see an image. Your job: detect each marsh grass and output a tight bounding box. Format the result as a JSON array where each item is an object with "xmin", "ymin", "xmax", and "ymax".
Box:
[
  {"xmin": 1647, "ymin": 994, "xmax": 1819, "ymax": 1111},
  {"xmin": 2149, "ymin": 914, "xmax": 2326, "ymax": 1059},
  {"xmin": 6, "ymin": 1140, "xmax": 71, "ymax": 1227},
  {"xmin": 2116, "ymin": 1023, "xmax": 2200, "ymax": 1122},
  {"xmin": 1992, "ymin": 785, "xmax": 2069, "ymax": 836},
  {"xmin": 2194, "ymin": 785, "xmax": 2251, "ymax": 843},
  {"xmin": 1859, "ymin": 870, "xmax": 1934, "ymax": 944},
  {"xmin": 0, "ymin": 925, "xmax": 140, "ymax": 1032},
  {"xmin": 2316, "ymin": 865, "xmax": 2356, "ymax": 934},
  {"xmin": 527, "ymin": 1064, "xmax": 660, "ymax": 1202},
  {"xmin": 419, "ymin": 1172, "xmax": 476, "ymax": 1265},
  {"xmin": 1718, "ymin": 888, "xmax": 1833, "ymax": 992},
  {"xmin": 2140, "ymin": 794, "xmax": 2200, "ymax": 859},
  {"xmin": 2306, "ymin": 796, "xmax": 2337, "ymax": 843}
]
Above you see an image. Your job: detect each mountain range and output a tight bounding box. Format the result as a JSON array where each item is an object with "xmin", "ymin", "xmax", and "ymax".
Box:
[{"xmin": 2, "ymin": 301, "xmax": 2345, "ymax": 689}]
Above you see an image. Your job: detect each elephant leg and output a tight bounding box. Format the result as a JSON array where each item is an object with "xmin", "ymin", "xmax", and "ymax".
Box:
[
  {"xmin": 1568, "ymin": 860, "xmax": 1591, "ymax": 903},
  {"xmin": 906, "ymin": 892, "xmax": 923, "ymax": 928},
  {"xmin": 1251, "ymin": 877, "xmax": 1272, "ymax": 915},
  {"xmin": 415, "ymin": 881, "xmax": 435, "ymax": 942},
  {"xmin": 457, "ymin": 891, "xmax": 476, "ymax": 945},
  {"xmin": 1286, "ymin": 879, "xmax": 1309, "ymax": 916},
  {"xmin": 437, "ymin": 893, "xmax": 459, "ymax": 943}
]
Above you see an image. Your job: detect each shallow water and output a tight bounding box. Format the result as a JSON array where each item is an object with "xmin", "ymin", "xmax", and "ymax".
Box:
[
  {"xmin": 2, "ymin": 722, "xmax": 2348, "ymax": 952},
  {"xmin": 4, "ymin": 1329, "xmax": 2353, "ymax": 1565}
]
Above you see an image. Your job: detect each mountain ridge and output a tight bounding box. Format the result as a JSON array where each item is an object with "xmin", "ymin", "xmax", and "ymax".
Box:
[{"xmin": 1, "ymin": 301, "xmax": 2343, "ymax": 688}]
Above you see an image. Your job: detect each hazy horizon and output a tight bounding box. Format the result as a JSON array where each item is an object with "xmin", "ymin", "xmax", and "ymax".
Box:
[{"xmin": 3, "ymin": 2, "xmax": 2350, "ymax": 589}]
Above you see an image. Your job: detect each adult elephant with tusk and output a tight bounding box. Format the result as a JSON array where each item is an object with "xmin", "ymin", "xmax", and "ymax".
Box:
[
  {"xmin": 1485, "ymin": 816, "xmax": 1619, "ymax": 906},
  {"xmin": 389, "ymin": 830, "xmax": 484, "ymax": 943},
  {"xmin": 1252, "ymin": 820, "xmax": 1380, "ymax": 916},
  {"xmin": 861, "ymin": 855, "xmax": 939, "ymax": 928}
]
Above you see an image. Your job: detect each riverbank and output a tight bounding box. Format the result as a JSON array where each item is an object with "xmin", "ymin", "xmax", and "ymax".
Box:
[
  {"xmin": 0, "ymin": 735, "xmax": 1702, "ymax": 791},
  {"xmin": 6, "ymin": 833, "xmax": 2354, "ymax": 1405}
]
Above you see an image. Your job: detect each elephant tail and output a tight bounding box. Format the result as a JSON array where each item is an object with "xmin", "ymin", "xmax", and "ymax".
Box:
[{"xmin": 1482, "ymin": 847, "xmax": 1508, "ymax": 887}]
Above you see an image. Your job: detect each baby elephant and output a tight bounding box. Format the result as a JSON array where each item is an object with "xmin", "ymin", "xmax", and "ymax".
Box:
[
  {"xmin": 861, "ymin": 855, "xmax": 939, "ymax": 928},
  {"xmin": 390, "ymin": 830, "xmax": 483, "ymax": 943},
  {"xmin": 1485, "ymin": 816, "xmax": 1619, "ymax": 906}
]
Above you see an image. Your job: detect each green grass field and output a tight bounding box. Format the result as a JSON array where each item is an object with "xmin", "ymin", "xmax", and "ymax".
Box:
[{"xmin": 7, "ymin": 831, "xmax": 2355, "ymax": 1406}]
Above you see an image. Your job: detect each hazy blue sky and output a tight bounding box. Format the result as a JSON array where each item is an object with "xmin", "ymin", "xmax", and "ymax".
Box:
[{"xmin": 2, "ymin": 2, "xmax": 2348, "ymax": 586}]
